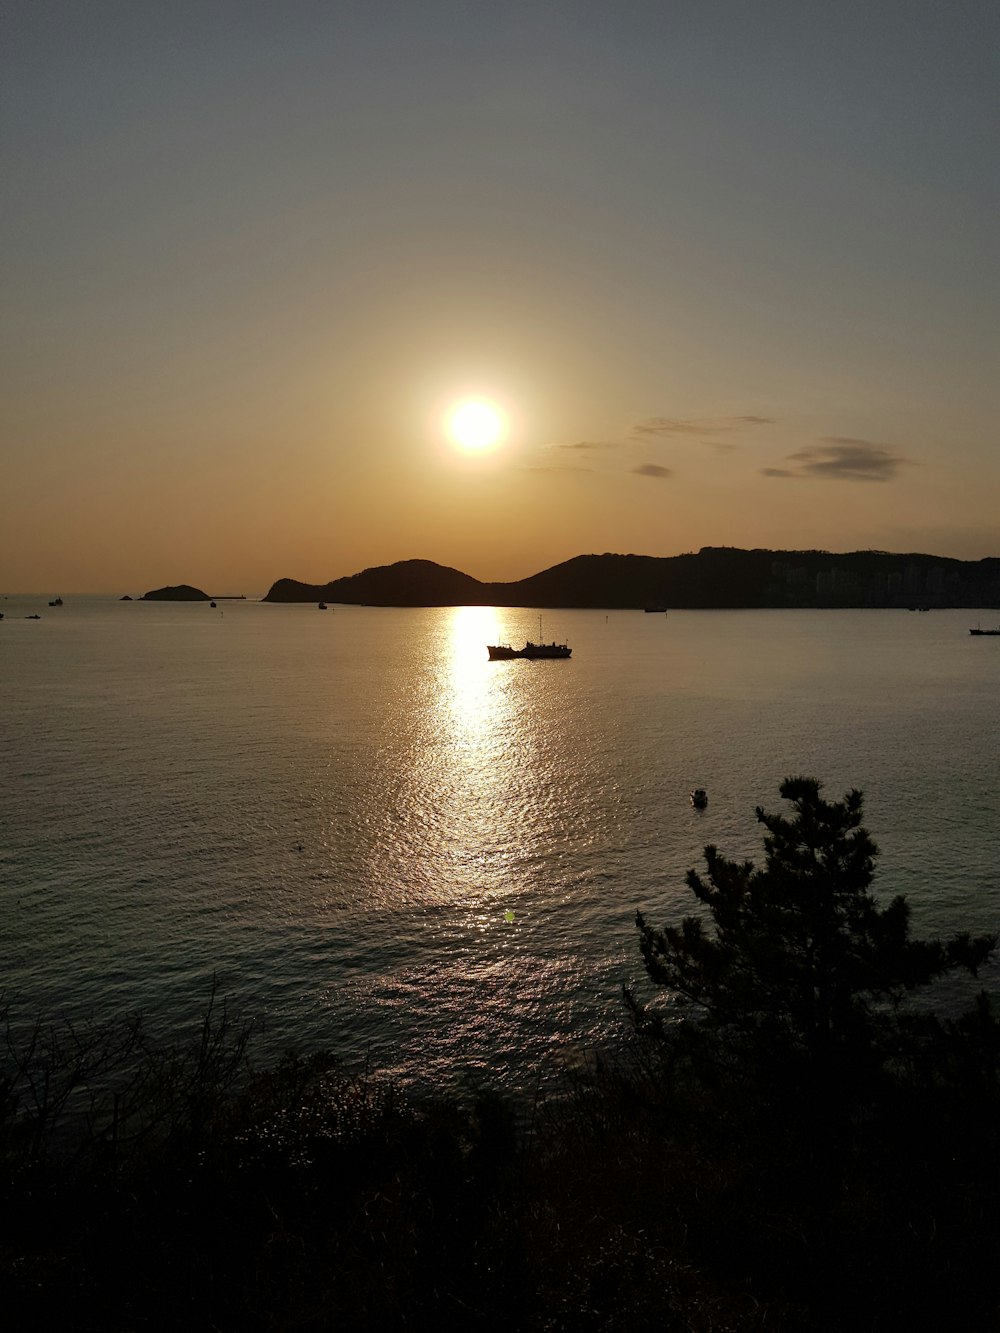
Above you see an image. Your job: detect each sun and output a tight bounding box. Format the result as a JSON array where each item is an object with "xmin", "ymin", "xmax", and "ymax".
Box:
[{"xmin": 446, "ymin": 397, "xmax": 507, "ymax": 453}]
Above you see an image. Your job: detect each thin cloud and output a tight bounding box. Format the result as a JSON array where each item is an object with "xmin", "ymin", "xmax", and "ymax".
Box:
[
  {"xmin": 765, "ymin": 438, "xmax": 908, "ymax": 482},
  {"xmin": 633, "ymin": 418, "xmax": 714, "ymax": 438},
  {"xmin": 519, "ymin": 459, "xmax": 594, "ymax": 474},
  {"xmin": 633, "ymin": 463, "xmax": 673, "ymax": 479},
  {"xmin": 554, "ymin": 440, "xmax": 616, "ymax": 451},
  {"xmin": 632, "ymin": 415, "xmax": 774, "ymax": 440},
  {"xmin": 528, "ymin": 439, "xmax": 614, "ymax": 472}
]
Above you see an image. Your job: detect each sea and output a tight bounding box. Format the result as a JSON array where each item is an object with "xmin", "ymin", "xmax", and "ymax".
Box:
[{"xmin": 2, "ymin": 595, "xmax": 999, "ymax": 1096}]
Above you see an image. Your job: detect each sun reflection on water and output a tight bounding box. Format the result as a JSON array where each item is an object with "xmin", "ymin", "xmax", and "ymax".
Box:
[
  {"xmin": 349, "ymin": 604, "xmax": 579, "ymax": 949},
  {"xmin": 395, "ymin": 605, "xmax": 536, "ymax": 914},
  {"xmin": 439, "ymin": 605, "xmax": 509, "ymax": 742}
]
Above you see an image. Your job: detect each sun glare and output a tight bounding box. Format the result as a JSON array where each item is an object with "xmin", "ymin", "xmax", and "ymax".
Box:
[{"xmin": 446, "ymin": 397, "xmax": 507, "ymax": 453}]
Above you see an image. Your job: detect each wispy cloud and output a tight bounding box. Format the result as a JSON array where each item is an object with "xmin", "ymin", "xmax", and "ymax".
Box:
[
  {"xmin": 632, "ymin": 415, "xmax": 773, "ymax": 440},
  {"xmin": 553, "ymin": 440, "xmax": 616, "ymax": 451},
  {"xmin": 519, "ymin": 462, "xmax": 594, "ymax": 473},
  {"xmin": 537, "ymin": 414, "xmax": 769, "ymax": 479},
  {"xmin": 526, "ymin": 439, "xmax": 612, "ymax": 473},
  {"xmin": 764, "ymin": 438, "xmax": 908, "ymax": 482}
]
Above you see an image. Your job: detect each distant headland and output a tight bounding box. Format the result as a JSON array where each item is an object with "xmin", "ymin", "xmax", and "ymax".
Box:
[
  {"xmin": 141, "ymin": 584, "xmax": 211, "ymax": 601},
  {"xmin": 138, "ymin": 587, "xmax": 248, "ymax": 602},
  {"xmin": 262, "ymin": 548, "xmax": 1000, "ymax": 610}
]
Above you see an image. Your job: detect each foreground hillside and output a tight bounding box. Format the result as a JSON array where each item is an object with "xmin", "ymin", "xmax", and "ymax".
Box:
[
  {"xmin": 5, "ymin": 773, "xmax": 1000, "ymax": 1331},
  {"xmin": 263, "ymin": 547, "xmax": 1000, "ymax": 609}
]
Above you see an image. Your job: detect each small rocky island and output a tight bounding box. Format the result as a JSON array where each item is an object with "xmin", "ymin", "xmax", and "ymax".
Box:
[{"xmin": 141, "ymin": 584, "xmax": 210, "ymax": 601}]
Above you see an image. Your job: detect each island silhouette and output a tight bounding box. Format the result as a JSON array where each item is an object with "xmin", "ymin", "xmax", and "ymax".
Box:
[
  {"xmin": 260, "ymin": 548, "xmax": 1000, "ymax": 609},
  {"xmin": 141, "ymin": 584, "xmax": 211, "ymax": 601}
]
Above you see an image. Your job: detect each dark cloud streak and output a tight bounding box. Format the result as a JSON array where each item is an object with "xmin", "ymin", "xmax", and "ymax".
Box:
[{"xmin": 762, "ymin": 438, "xmax": 908, "ymax": 482}]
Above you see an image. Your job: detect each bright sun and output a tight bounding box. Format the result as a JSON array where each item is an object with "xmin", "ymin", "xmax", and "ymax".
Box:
[{"xmin": 446, "ymin": 397, "xmax": 507, "ymax": 453}]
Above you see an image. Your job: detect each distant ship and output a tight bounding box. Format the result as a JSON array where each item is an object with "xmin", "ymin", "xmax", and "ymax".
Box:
[
  {"xmin": 969, "ymin": 625, "xmax": 1000, "ymax": 636},
  {"xmin": 487, "ymin": 640, "xmax": 571, "ymax": 660}
]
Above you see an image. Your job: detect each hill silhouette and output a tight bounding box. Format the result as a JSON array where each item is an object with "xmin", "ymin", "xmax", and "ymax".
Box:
[
  {"xmin": 142, "ymin": 583, "xmax": 210, "ymax": 601},
  {"xmin": 263, "ymin": 548, "xmax": 1000, "ymax": 609}
]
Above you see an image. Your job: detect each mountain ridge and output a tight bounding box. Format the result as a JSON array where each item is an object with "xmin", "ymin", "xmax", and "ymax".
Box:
[{"xmin": 262, "ymin": 548, "xmax": 1000, "ymax": 609}]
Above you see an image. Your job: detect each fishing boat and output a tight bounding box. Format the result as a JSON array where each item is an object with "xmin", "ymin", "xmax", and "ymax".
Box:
[
  {"xmin": 969, "ymin": 625, "xmax": 1000, "ymax": 636},
  {"xmin": 49, "ymin": 597, "xmax": 63, "ymax": 606},
  {"xmin": 488, "ymin": 616, "xmax": 571, "ymax": 659},
  {"xmin": 487, "ymin": 640, "xmax": 571, "ymax": 660}
]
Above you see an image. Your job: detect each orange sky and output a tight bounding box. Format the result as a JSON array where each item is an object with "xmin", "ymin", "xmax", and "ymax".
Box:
[{"xmin": 2, "ymin": 3, "xmax": 997, "ymax": 593}]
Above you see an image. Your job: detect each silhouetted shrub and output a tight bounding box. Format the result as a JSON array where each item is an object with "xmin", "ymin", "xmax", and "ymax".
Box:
[{"xmin": 625, "ymin": 777, "xmax": 1000, "ymax": 1329}]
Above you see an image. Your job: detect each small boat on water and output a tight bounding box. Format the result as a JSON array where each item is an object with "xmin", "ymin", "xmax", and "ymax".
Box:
[
  {"xmin": 489, "ymin": 616, "xmax": 571, "ymax": 659},
  {"xmin": 969, "ymin": 625, "xmax": 1000, "ymax": 636},
  {"xmin": 690, "ymin": 788, "xmax": 708, "ymax": 808},
  {"xmin": 318, "ymin": 601, "xmax": 328, "ymax": 610},
  {"xmin": 48, "ymin": 597, "xmax": 63, "ymax": 607},
  {"xmin": 488, "ymin": 640, "xmax": 571, "ymax": 660}
]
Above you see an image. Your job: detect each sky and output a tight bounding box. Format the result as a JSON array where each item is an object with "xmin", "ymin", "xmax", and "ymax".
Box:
[{"xmin": 2, "ymin": 0, "xmax": 997, "ymax": 593}]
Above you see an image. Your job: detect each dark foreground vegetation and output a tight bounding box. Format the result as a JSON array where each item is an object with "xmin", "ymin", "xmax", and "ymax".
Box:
[{"xmin": 4, "ymin": 780, "xmax": 999, "ymax": 1331}]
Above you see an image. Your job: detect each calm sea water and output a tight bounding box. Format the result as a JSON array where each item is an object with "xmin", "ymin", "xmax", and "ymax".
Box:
[{"xmin": 2, "ymin": 595, "xmax": 999, "ymax": 1093}]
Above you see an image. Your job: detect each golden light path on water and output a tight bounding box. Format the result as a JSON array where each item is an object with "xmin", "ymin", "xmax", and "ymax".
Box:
[
  {"xmin": 425, "ymin": 604, "xmax": 523, "ymax": 913},
  {"xmin": 330, "ymin": 604, "xmax": 610, "ymax": 1088}
]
